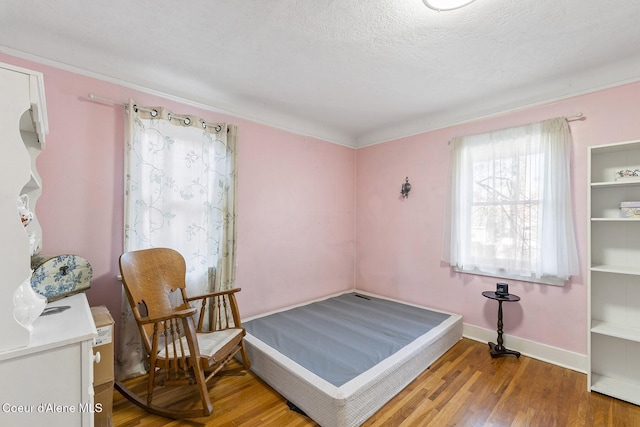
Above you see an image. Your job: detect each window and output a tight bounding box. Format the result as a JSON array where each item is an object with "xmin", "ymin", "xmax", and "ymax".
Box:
[
  {"xmin": 120, "ymin": 103, "xmax": 238, "ymax": 379},
  {"xmin": 443, "ymin": 117, "xmax": 578, "ymax": 285}
]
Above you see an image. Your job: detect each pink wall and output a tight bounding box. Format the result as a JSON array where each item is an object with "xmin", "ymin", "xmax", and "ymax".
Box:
[
  {"xmin": 356, "ymin": 81, "xmax": 640, "ymax": 355},
  {"xmin": 237, "ymin": 126, "xmax": 356, "ymax": 315},
  {"xmin": 5, "ymin": 50, "xmax": 640, "ymax": 358},
  {"xmin": 0, "ymin": 53, "xmax": 356, "ymax": 340}
]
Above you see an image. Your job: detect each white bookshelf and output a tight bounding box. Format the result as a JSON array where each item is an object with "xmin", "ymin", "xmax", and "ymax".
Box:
[{"xmin": 588, "ymin": 140, "xmax": 640, "ymax": 406}]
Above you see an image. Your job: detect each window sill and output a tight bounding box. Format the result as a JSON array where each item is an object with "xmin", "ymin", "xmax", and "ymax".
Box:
[{"xmin": 453, "ymin": 267, "xmax": 566, "ymax": 286}]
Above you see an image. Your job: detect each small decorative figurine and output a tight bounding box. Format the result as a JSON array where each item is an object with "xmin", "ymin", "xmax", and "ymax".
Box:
[{"xmin": 18, "ymin": 194, "xmax": 33, "ymax": 227}]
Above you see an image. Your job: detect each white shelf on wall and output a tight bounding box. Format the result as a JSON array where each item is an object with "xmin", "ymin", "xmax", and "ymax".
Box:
[
  {"xmin": 591, "ymin": 320, "xmax": 640, "ymax": 343},
  {"xmin": 591, "ymin": 217, "xmax": 640, "ymax": 222},
  {"xmin": 591, "ymin": 181, "xmax": 640, "ymax": 188},
  {"xmin": 588, "ymin": 139, "xmax": 640, "ymax": 407},
  {"xmin": 590, "ymin": 264, "xmax": 640, "ymax": 275},
  {"xmin": 590, "ymin": 374, "xmax": 640, "ymax": 406}
]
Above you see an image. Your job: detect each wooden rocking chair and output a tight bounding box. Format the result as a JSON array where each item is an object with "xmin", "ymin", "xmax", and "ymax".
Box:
[{"xmin": 114, "ymin": 247, "xmax": 250, "ymax": 419}]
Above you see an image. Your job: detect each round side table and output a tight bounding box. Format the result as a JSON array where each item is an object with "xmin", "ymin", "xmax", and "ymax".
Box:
[{"xmin": 482, "ymin": 291, "xmax": 521, "ymax": 358}]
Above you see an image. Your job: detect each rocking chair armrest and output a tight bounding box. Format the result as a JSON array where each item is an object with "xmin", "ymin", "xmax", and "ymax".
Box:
[
  {"xmin": 186, "ymin": 288, "xmax": 244, "ymax": 331},
  {"xmin": 138, "ymin": 307, "xmax": 198, "ymax": 325},
  {"xmin": 185, "ymin": 287, "xmax": 241, "ymax": 303}
]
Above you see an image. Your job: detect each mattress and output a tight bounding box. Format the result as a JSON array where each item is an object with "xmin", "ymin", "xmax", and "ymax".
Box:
[{"xmin": 243, "ymin": 291, "xmax": 463, "ymax": 427}]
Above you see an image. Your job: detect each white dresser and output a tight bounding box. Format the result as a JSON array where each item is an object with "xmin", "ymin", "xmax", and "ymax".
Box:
[
  {"xmin": 0, "ymin": 62, "xmax": 98, "ymax": 426},
  {"xmin": 0, "ymin": 294, "xmax": 98, "ymax": 426}
]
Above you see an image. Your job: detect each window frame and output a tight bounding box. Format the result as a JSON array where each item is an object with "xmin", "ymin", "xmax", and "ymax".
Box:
[{"xmin": 444, "ymin": 118, "xmax": 578, "ymax": 286}]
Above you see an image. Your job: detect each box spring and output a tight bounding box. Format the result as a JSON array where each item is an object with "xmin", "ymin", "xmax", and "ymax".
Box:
[{"xmin": 243, "ymin": 291, "xmax": 463, "ymax": 427}]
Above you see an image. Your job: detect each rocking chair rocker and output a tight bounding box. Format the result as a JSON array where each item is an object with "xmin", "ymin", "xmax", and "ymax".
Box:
[{"xmin": 114, "ymin": 247, "xmax": 250, "ymax": 419}]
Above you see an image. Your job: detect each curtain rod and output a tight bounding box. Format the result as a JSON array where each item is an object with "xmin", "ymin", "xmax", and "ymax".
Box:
[
  {"xmin": 564, "ymin": 113, "xmax": 584, "ymax": 121},
  {"xmin": 86, "ymin": 93, "xmax": 224, "ymax": 131},
  {"xmin": 89, "ymin": 92, "xmax": 583, "ymax": 131},
  {"xmin": 87, "ymin": 93, "xmax": 124, "ymax": 106},
  {"xmin": 447, "ymin": 113, "xmax": 585, "ymax": 144},
  {"xmin": 86, "ymin": 93, "xmax": 155, "ymax": 115}
]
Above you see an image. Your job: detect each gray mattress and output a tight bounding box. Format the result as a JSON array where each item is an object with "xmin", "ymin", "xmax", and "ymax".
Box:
[
  {"xmin": 242, "ymin": 291, "xmax": 462, "ymax": 427},
  {"xmin": 244, "ymin": 292, "xmax": 450, "ymax": 387}
]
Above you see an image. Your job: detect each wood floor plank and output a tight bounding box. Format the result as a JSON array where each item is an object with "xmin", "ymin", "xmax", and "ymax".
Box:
[{"xmin": 112, "ymin": 338, "xmax": 640, "ymax": 426}]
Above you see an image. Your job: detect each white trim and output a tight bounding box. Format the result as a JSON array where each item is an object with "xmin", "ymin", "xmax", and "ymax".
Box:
[
  {"xmin": 5, "ymin": 46, "xmax": 640, "ymax": 150},
  {"xmin": 354, "ymin": 76, "xmax": 640, "ymax": 149},
  {"xmin": 454, "ymin": 267, "xmax": 565, "ymax": 287},
  {"xmin": 463, "ymin": 322, "xmax": 588, "ymax": 373},
  {"xmin": 0, "ymin": 47, "xmax": 356, "ymax": 148},
  {"xmin": 245, "ymin": 294, "xmax": 589, "ymax": 374}
]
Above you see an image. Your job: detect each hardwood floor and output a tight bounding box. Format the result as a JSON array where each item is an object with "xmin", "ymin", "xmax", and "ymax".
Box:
[{"xmin": 112, "ymin": 338, "xmax": 640, "ymax": 426}]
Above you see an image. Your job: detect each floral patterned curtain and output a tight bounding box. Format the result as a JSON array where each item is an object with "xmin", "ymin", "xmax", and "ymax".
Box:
[{"xmin": 116, "ymin": 100, "xmax": 238, "ymax": 380}]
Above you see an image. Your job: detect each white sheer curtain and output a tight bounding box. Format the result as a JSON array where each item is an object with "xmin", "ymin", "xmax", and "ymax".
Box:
[
  {"xmin": 443, "ymin": 117, "xmax": 578, "ymax": 284},
  {"xmin": 116, "ymin": 101, "xmax": 238, "ymax": 379}
]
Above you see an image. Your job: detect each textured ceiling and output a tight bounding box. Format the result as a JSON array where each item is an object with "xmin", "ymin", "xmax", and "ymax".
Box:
[{"xmin": 2, "ymin": 0, "xmax": 640, "ymax": 147}]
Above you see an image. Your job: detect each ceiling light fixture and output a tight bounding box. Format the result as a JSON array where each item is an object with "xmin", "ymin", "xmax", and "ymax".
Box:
[{"xmin": 423, "ymin": 0, "xmax": 476, "ymax": 11}]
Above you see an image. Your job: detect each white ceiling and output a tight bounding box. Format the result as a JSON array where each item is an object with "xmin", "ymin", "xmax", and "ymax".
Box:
[{"xmin": 2, "ymin": 0, "xmax": 640, "ymax": 148}]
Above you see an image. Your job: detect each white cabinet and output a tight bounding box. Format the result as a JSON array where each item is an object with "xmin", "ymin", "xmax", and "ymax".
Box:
[
  {"xmin": 0, "ymin": 294, "xmax": 98, "ymax": 426},
  {"xmin": 588, "ymin": 139, "xmax": 640, "ymax": 405},
  {"xmin": 0, "ymin": 63, "xmax": 97, "ymax": 426},
  {"xmin": 0, "ymin": 62, "xmax": 48, "ymax": 351}
]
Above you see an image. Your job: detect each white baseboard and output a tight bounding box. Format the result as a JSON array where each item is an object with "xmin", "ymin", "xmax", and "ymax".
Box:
[{"xmin": 463, "ymin": 323, "xmax": 588, "ymax": 374}]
